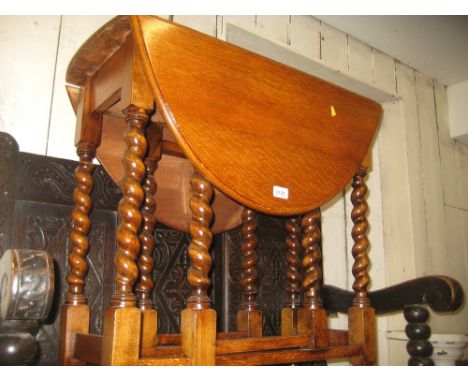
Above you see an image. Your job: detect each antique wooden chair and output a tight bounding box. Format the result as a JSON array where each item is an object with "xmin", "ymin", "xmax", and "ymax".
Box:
[{"xmin": 58, "ymin": 16, "xmax": 463, "ymax": 366}]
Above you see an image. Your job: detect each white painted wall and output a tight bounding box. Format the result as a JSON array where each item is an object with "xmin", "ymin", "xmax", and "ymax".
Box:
[
  {"xmin": 447, "ymin": 79, "xmax": 468, "ymax": 146},
  {"xmin": 0, "ymin": 16, "xmax": 61, "ymax": 156},
  {"xmin": 0, "ymin": 15, "xmax": 466, "ymax": 365},
  {"xmin": 315, "ymin": 16, "xmax": 468, "ymax": 86}
]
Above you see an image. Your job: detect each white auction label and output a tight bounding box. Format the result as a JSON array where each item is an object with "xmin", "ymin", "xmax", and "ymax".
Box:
[{"xmin": 273, "ymin": 185, "xmax": 289, "ymax": 200}]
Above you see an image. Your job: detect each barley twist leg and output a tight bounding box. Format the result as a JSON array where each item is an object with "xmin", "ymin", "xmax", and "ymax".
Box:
[
  {"xmin": 239, "ymin": 208, "xmax": 259, "ymax": 310},
  {"xmin": 351, "ymin": 167, "xmax": 371, "ymax": 307},
  {"xmin": 186, "ymin": 172, "xmax": 214, "ymax": 310},
  {"xmin": 301, "ymin": 209, "xmax": 323, "ymax": 309},
  {"xmin": 135, "ymin": 157, "xmax": 158, "ymax": 309},
  {"xmin": 111, "ymin": 105, "xmax": 149, "ymax": 308},
  {"xmin": 65, "ymin": 146, "xmax": 95, "ymax": 305},
  {"xmin": 285, "ymin": 216, "xmax": 302, "ymax": 308}
]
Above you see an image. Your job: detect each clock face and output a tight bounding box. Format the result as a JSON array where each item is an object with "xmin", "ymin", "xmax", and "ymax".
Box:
[{"xmin": 0, "ymin": 250, "xmax": 13, "ymax": 320}]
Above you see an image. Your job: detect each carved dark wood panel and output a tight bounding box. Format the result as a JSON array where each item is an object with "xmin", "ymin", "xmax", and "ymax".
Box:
[
  {"xmin": 0, "ymin": 133, "xmax": 196, "ymax": 362},
  {"xmin": 0, "ymin": 134, "xmax": 121, "ymax": 365},
  {"xmin": 214, "ymin": 213, "xmax": 290, "ymax": 336},
  {"xmin": 10, "ymin": 201, "xmax": 117, "ymax": 364},
  {"xmin": 152, "ymin": 228, "xmax": 191, "ymax": 333},
  {"xmin": 213, "ymin": 214, "xmax": 328, "ymax": 366},
  {"xmin": 16, "ymin": 152, "xmax": 121, "ymax": 210},
  {"xmin": 152, "ymin": 225, "xmax": 220, "ymax": 333},
  {"xmin": 0, "ymin": 132, "xmax": 323, "ymax": 365},
  {"xmin": 0, "ymin": 133, "xmax": 17, "ymax": 254}
]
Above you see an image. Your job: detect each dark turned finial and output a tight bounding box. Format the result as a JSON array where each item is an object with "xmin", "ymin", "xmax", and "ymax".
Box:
[{"xmin": 404, "ymin": 305, "xmax": 434, "ymax": 366}]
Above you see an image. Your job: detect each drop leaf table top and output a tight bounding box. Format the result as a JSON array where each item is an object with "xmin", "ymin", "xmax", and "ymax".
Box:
[{"xmin": 66, "ymin": 15, "xmax": 382, "ymax": 233}]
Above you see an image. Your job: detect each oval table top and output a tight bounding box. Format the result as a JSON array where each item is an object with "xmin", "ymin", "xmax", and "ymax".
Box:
[
  {"xmin": 131, "ymin": 16, "xmax": 382, "ymax": 215},
  {"xmin": 66, "ymin": 16, "xmax": 382, "ymax": 232}
]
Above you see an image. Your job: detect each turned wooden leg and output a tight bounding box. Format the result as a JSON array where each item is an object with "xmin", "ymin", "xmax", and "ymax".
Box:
[
  {"xmin": 298, "ymin": 209, "xmax": 328, "ymax": 348},
  {"xmin": 59, "ymin": 143, "xmax": 96, "ymax": 365},
  {"xmin": 59, "ymin": 77, "xmax": 102, "ymax": 366},
  {"xmin": 135, "ymin": 157, "xmax": 157, "ymax": 310},
  {"xmin": 281, "ymin": 216, "xmax": 302, "ymax": 336},
  {"xmin": 110, "ymin": 105, "xmax": 149, "ymax": 308},
  {"xmin": 236, "ymin": 208, "xmax": 262, "ymax": 337},
  {"xmin": 65, "ymin": 146, "xmax": 95, "ymax": 306},
  {"xmin": 404, "ymin": 305, "xmax": 434, "ymax": 366},
  {"xmin": 181, "ymin": 171, "xmax": 216, "ymax": 366},
  {"xmin": 348, "ymin": 166, "xmax": 376, "ymax": 365},
  {"xmin": 102, "ymin": 105, "xmax": 150, "ymax": 365},
  {"xmin": 351, "ymin": 167, "xmax": 371, "ymax": 308},
  {"xmin": 135, "ymin": 125, "xmax": 162, "ymax": 350}
]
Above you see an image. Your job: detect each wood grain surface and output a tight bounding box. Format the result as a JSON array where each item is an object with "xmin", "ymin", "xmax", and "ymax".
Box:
[
  {"xmin": 97, "ymin": 114, "xmax": 243, "ymax": 233},
  {"xmin": 66, "ymin": 14, "xmax": 381, "ymax": 224},
  {"xmin": 131, "ymin": 15, "xmax": 382, "ymax": 215}
]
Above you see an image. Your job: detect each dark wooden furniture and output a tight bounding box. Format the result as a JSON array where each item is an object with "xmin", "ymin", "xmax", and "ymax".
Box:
[
  {"xmin": 0, "ymin": 249, "xmax": 54, "ymax": 365},
  {"xmin": 0, "ymin": 132, "xmax": 328, "ymax": 365},
  {"xmin": 0, "ymin": 132, "xmax": 122, "ymax": 364},
  {"xmin": 56, "ymin": 16, "xmax": 464, "ymax": 366},
  {"xmin": 0, "ymin": 133, "xmax": 463, "ymax": 365}
]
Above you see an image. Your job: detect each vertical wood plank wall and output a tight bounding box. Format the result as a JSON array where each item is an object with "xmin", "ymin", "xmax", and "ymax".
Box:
[{"xmin": 0, "ymin": 15, "xmax": 466, "ymax": 365}]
